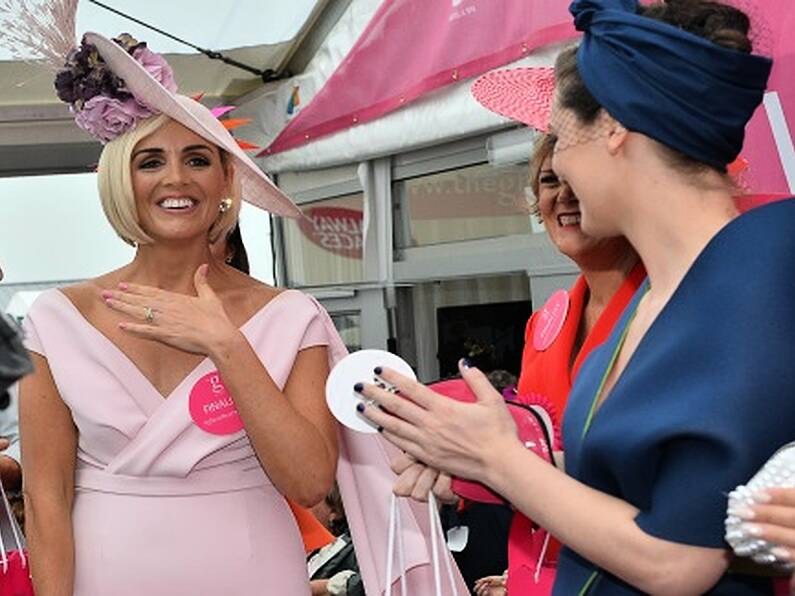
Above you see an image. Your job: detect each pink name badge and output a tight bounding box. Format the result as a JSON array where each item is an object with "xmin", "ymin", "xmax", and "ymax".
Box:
[
  {"xmin": 533, "ymin": 289, "xmax": 570, "ymax": 352},
  {"xmin": 189, "ymin": 371, "xmax": 244, "ymax": 435}
]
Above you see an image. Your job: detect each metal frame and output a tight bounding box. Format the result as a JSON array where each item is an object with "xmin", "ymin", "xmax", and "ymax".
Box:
[
  {"xmin": 274, "ymin": 133, "xmax": 579, "ymax": 368},
  {"xmin": 274, "ymin": 163, "xmax": 392, "ymax": 351}
]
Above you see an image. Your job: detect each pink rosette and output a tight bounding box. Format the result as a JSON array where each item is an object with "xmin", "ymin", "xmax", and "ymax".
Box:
[
  {"xmin": 74, "ymin": 96, "xmax": 153, "ymax": 143},
  {"xmin": 133, "ymin": 46, "xmax": 178, "ymax": 93}
]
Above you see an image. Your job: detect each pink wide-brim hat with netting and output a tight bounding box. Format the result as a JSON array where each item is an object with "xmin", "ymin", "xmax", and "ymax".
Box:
[
  {"xmin": 471, "ymin": 66, "xmax": 556, "ymax": 133},
  {"xmin": 84, "ymin": 32, "xmax": 301, "ymax": 219}
]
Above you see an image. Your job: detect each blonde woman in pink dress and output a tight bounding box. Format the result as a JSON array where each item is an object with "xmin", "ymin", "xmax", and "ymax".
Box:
[
  {"xmin": 19, "ymin": 32, "xmax": 339, "ymax": 596},
  {"xmin": 12, "ymin": 19, "xmax": 469, "ymax": 594}
]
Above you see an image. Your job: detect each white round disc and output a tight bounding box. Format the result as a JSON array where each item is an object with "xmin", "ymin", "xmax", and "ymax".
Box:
[{"xmin": 325, "ymin": 349, "xmax": 416, "ymax": 433}]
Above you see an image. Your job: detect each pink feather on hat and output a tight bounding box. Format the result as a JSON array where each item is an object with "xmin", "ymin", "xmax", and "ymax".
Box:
[{"xmin": 0, "ymin": 0, "xmax": 78, "ymax": 65}]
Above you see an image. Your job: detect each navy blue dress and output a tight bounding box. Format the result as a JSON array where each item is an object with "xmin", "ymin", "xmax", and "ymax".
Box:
[{"xmin": 554, "ymin": 199, "xmax": 795, "ymax": 595}]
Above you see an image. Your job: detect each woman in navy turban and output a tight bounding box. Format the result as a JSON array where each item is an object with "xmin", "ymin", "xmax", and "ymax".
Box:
[{"xmin": 359, "ymin": 0, "xmax": 793, "ymax": 594}]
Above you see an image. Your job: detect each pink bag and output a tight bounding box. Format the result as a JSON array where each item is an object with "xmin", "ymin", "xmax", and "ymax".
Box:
[
  {"xmin": 0, "ymin": 480, "xmax": 33, "ymax": 596},
  {"xmin": 427, "ymin": 380, "xmax": 556, "ymax": 505},
  {"xmin": 451, "ymin": 401, "xmax": 554, "ymax": 504}
]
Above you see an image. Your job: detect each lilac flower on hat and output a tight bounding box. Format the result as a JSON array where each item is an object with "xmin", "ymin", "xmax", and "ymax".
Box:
[
  {"xmin": 132, "ymin": 46, "xmax": 177, "ymax": 93},
  {"xmin": 74, "ymin": 95, "xmax": 153, "ymax": 144},
  {"xmin": 54, "ymin": 33, "xmax": 179, "ymax": 143}
]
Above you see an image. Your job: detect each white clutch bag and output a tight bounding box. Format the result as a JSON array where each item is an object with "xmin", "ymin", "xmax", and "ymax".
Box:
[{"xmin": 725, "ymin": 442, "xmax": 795, "ymax": 569}]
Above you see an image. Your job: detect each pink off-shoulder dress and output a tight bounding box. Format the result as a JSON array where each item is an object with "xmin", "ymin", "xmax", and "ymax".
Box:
[
  {"xmin": 24, "ymin": 287, "xmax": 469, "ymax": 596},
  {"xmin": 23, "ymin": 289, "xmax": 334, "ymax": 595}
]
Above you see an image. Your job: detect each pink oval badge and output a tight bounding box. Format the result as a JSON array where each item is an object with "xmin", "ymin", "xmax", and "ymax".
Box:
[
  {"xmin": 532, "ymin": 289, "xmax": 570, "ymax": 352},
  {"xmin": 189, "ymin": 371, "xmax": 244, "ymax": 435}
]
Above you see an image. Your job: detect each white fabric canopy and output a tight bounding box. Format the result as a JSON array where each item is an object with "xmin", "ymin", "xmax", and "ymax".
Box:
[{"xmin": 232, "ymin": 0, "xmax": 565, "ymax": 173}]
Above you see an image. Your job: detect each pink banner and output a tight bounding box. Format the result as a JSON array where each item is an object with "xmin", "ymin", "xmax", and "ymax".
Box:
[
  {"xmin": 264, "ymin": 0, "xmax": 794, "ymax": 199},
  {"xmin": 261, "ymin": 0, "xmax": 577, "ymax": 156},
  {"xmin": 741, "ymin": 0, "xmax": 795, "ymax": 195}
]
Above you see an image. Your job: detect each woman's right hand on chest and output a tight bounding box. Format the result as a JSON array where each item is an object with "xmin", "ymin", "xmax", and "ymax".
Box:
[{"xmin": 103, "ymin": 265, "xmax": 239, "ymax": 356}]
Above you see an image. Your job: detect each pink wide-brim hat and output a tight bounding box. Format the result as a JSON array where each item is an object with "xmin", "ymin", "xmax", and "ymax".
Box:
[
  {"xmin": 84, "ymin": 32, "xmax": 301, "ymax": 219},
  {"xmin": 471, "ymin": 67, "xmax": 556, "ymax": 133}
]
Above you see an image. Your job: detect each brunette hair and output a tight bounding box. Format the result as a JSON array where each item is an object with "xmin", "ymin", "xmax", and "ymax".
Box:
[
  {"xmin": 527, "ymin": 133, "xmax": 558, "ymax": 217},
  {"xmin": 323, "ymin": 484, "xmax": 348, "ymax": 536},
  {"xmin": 224, "ymin": 224, "xmax": 250, "ymax": 274}
]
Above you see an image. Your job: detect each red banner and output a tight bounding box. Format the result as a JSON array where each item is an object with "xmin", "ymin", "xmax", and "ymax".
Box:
[{"xmin": 298, "ymin": 207, "xmax": 363, "ymax": 259}]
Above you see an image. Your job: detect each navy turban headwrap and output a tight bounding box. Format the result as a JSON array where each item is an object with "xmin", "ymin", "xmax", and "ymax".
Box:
[{"xmin": 570, "ymin": 0, "xmax": 772, "ymax": 169}]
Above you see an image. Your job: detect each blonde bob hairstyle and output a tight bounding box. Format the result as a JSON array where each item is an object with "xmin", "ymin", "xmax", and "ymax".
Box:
[{"xmin": 97, "ymin": 114, "xmax": 242, "ymax": 246}]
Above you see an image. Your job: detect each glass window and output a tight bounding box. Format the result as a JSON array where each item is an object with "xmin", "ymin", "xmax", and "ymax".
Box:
[
  {"xmin": 394, "ymin": 274, "xmax": 531, "ymax": 382},
  {"xmin": 282, "ymin": 193, "xmax": 364, "ymax": 286},
  {"xmin": 394, "ymin": 163, "xmax": 532, "ymax": 249},
  {"xmin": 330, "ymin": 312, "xmax": 362, "ymax": 353}
]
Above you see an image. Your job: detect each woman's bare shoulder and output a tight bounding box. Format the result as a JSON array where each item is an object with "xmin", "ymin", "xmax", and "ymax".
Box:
[
  {"xmin": 59, "ymin": 270, "xmax": 126, "ymax": 314},
  {"xmin": 219, "ymin": 273, "xmax": 287, "ymax": 324},
  {"xmin": 242, "ymin": 282, "xmax": 285, "ymax": 309}
]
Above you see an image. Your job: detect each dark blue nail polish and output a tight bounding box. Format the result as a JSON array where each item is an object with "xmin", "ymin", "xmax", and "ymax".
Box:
[
  {"xmin": 356, "ymin": 402, "xmax": 365, "ymax": 413},
  {"xmin": 353, "ymin": 382, "xmax": 364, "ymax": 393},
  {"xmin": 377, "ymin": 425, "xmax": 384, "ymax": 433},
  {"xmin": 374, "ymin": 366, "xmax": 383, "ymax": 375},
  {"xmin": 461, "ymin": 358, "xmax": 472, "ymax": 368}
]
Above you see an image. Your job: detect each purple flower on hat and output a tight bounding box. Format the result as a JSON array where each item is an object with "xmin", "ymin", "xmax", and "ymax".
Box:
[
  {"xmin": 133, "ymin": 46, "xmax": 177, "ymax": 93},
  {"xmin": 55, "ymin": 42, "xmax": 130, "ymax": 108},
  {"xmin": 74, "ymin": 95, "xmax": 153, "ymax": 144},
  {"xmin": 54, "ymin": 33, "xmax": 179, "ymax": 143},
  {"xmin": 54, "ymin": 68, "xmax": 80, "ymax": 104}
]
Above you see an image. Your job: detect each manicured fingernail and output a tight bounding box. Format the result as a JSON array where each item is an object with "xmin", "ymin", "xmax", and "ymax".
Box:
[
  {"xmin": 742, "ymin": 523, "xmax": 763, "ymax": 537},
  {"xmin": 728, "ymin": 506, "xmax": 755, "ymax": 520},
  {"xmin": 353, "ymin": 382, "xmax": 364, "ymax": 392},
  {"xmin": 374, "ymin": 366, "xmax": 383, "ymax": 375},
  {"xmin": 355, "ymin": 402, "xmax": 365, "ymax": 413},
  {"xmin": 101, "ymin": 290, "xmax": 112, "ymax": 299},
  {"xmin": 118, "ymin": 322, "xmax": 127, "ymax": 330},
  {"xmin": 118, "ymin": 282, "xmax": 128, "ymax": 290},
  {"xmin": 753, "ymin": 491, "xmax": 772, "ymax": 503},
  {"xmin": 771, "ymin": 547, "xmax": 792, "ymax": 561},
  {"xmin": 460, "ymin": 358, "xmax": 471, "ymax": 368}
]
